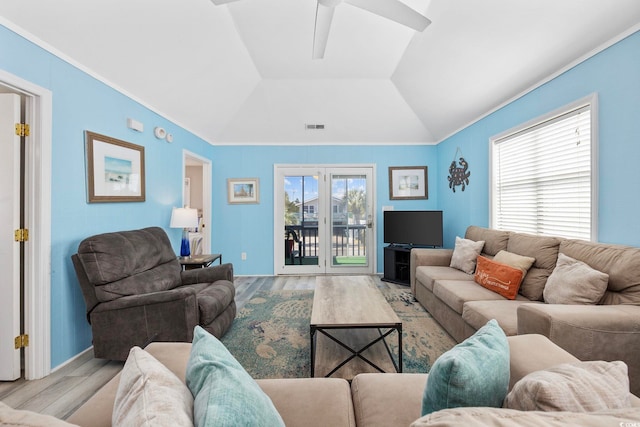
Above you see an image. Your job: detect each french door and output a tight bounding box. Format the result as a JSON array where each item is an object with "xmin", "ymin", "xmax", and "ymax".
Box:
[{"xmin": 274, "ymin": 165, "xmax": 375, "ymax": 275}]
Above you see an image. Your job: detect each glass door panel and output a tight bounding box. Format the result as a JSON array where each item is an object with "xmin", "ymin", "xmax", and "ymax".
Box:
[
  {"xmin": 275, "ymin": 165, "xmax": 374, "ymax": 275},
  {"xmin": 326, "ymin": 168, "xmax": 373, "ymax": 274},
  {"xmin": 284, "ymin": 174, "xmax": 320, "ymax": 268}
]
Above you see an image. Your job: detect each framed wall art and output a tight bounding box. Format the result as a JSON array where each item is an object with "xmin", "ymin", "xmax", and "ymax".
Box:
[
  {"xmin": 227, "ymin": 178, "xmax": 260, "ymax": 204},
  {"xmin": 85, "ymin": 131, "xmax": 145, "ymax": 203},
  {"xmin": 388, "ymin": 166, "xmax": 428, "ymax": 200}
]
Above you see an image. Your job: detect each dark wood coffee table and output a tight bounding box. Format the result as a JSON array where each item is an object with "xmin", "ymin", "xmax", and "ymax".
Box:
[{"xmin": 310, "ymin": 275, "xmax": 402, "ymax": 380}]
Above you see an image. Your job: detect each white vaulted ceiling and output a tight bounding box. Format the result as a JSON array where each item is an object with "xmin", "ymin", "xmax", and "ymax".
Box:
[{"xmin": 1, "ymin": 0, "xmax": 639, "ymax": 145}]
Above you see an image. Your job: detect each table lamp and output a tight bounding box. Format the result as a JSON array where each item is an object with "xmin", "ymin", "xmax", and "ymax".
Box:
[{"xmin": 170, "ymin": 207, "xmax": 199, "ymax": 257}]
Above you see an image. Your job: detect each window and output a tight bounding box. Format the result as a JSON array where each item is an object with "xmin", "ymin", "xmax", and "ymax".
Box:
[{"xmin": 490, "ymin": 96, "xmax": 597, "ymax": 241}]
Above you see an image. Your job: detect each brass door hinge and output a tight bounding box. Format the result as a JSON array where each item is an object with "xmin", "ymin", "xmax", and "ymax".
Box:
[
  {"xmin": 14, "ymin": 334, "xmax": 29, "ymax": 349},
  {"xmin": 14, "ymin": 228, "xmax": 29, "ymax": 242},
  {"xmin": 15, "ymin": 123, "xmax": 30, "ymax": 137}
]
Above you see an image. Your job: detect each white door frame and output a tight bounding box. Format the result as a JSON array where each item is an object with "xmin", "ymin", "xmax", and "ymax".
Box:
[
  {"xmin": 183, "ymin": 150, "xmax": 212, "ymax": 253},
  {"xmin": 0, "ymin": 69, "xmax": 52, "ymax": 379},
  {"xmin": 274, "ymin": 164, "xmax": 376, "ymax": 275}
]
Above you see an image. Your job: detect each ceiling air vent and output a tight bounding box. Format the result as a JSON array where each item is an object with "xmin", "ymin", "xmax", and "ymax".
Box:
[{"xmin": 305, "ymin": 124, "xmax": 325, "ymax": 130}]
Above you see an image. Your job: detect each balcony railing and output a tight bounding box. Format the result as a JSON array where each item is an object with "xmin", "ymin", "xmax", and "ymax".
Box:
[{"xmin": 285, "ymin": 224, "xmax": 367, "ymax": 258}]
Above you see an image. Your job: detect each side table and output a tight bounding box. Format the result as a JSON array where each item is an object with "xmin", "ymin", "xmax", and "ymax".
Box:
[{"xmin": 178, "ymin": 254, "xmax": 222, "ymax": 270}]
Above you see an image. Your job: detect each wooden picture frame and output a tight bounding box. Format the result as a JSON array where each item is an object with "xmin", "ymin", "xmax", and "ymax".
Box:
[
  {"xmin": 227, "ymin": 178, "xmax": 260, "ymax": 204},
  {"xmin": 388, "ymin": 166, "xmax": 428, "ymax": 200},
  {"xmin": 85, "ymin": 131, "xmax": 145, "ymax": 203}
]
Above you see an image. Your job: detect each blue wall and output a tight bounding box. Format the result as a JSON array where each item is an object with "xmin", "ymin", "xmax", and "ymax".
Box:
[
  {"xmin": 0, "ymin": 25, "xmax": 215, "ymax": 367},
  {"xmin": 2, "ymin": 22, "xmax": 639, "ymax": 369},
  {"xmin": 437, "ymin": 30, "xmax": 640, "ymax": 248},
  {"xmin": 209, "ymin": 145, "xmax": 438, "ymax": 275}
]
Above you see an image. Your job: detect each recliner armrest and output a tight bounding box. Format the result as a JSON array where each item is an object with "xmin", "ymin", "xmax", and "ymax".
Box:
[
  {"xmin": 92, "ymin": 286, "xmax": 198, "ymax": 313},
  {"xmin": 181, "ymin": 262, "xmax": 234, "ymax": 285}
]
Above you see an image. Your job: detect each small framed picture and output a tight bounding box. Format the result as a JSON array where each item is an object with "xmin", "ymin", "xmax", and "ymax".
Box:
[
  {"xmin": 85, "ymin": 131, "xmax": 145, "ymax": 203},
  {"xmin": 389, "ymin": 166, "xmax": 428, "ymax": 200},
  {"xmin": 227, "ymin": 178, "xmax": 260, "ymax": 204}
]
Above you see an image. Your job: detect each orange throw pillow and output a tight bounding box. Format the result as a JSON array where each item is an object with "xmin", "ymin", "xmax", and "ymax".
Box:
[{"xmin": 474, "ymin": 256, "xmax": 524, "ymax": 300}]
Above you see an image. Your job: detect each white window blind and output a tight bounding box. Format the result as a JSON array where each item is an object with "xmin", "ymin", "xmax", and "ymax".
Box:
[{"xmin": 492, "ymin": 103, "xmax": 593, "ymax": 240}]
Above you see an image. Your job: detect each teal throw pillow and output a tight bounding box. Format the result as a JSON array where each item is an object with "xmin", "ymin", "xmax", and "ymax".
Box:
[
  {"xmin": 186, "ymin": 326, "xmax": 285, "ymax": 427},
  {"xmin": 421, "ymin": 319, "xmax": 510, "ymax": 416}
]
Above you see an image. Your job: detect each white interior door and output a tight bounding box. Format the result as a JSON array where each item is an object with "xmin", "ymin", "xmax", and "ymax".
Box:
[
  {"xmin": 274, "ymin": 165, "xmax": 375, "ymax": 275},
  {"xmin": 0, "ymin": 93, "xmax": 22, "ymax": 380}
]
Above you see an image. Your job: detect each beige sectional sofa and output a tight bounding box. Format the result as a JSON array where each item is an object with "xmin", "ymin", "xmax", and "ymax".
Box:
[
  {"xmin": 61, "ymin": 335, "xmax": 639, "ymax": 426},
  {"xmin": 410, "ymin": 225, "xmax": 640, "ymax": 395}
]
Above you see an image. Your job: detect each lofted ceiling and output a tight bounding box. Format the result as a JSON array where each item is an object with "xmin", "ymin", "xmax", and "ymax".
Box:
[{"xmin": 1, "ymin": 0, "xmax": 639, "ymax": 145}]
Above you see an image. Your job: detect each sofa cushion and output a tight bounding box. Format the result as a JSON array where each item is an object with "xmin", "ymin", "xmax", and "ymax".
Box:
[
  {"xmin": 410, "ymin": 406, "xmax": 640, "ymax": 427},
  {"xmin": 493, "ymin": 250, "xmax": 535, "ymax": 275},
  {"xmin": 560, "ymin": 239, "xmax": 640, "ymax": 305},
  {"xmin": 433, "ymin": 280, "xmax": 507, "ymax": 315},
  {"xmin": 421, "ymin": 319, "xmax": 510, "ymax": 416},
  {"xmin": 504, "ymin": 361, "xmax": 631, "ymax": 412},
  {"xmin": 415, "ymin": 266, "xmax": 472, "ymax": 292},
  {"xmin": 113, "ymin": 346, "xmax": 193, "ymax": 427},
  {"xmin": 0, "ymin": 402, "xmax": 79, "ymax": 427},
  {"xmin": 465, "ymin": 226, "xmax": 510, "ymax": 256},
  {"xmin": 450, "ymin": 237, "xmax": 485, "ymax": 274},
  {"xmin": 186, "ymin": 326, "xmax": 285, "ymax": 427},
  {"xmin": 463, "ymin": 300, "xmax": 540, "ymax": 336},
  {"xmin": 543, "ymin": 253, "xmax": 609, "ymax": 305},
  {"xmin": 352, "ymin": 373, "xmax": 427, "ymax": 427},
  {"xmin": 506, "ymin": 232, "xmax": 561, "ymax": 301},
  {"xmin": 474, "ymin": 256, "xmax": 524, "ymax": 300},
  {"xmin": 259, "ymin": 378, "xmax": 356, "ymax": 427}
]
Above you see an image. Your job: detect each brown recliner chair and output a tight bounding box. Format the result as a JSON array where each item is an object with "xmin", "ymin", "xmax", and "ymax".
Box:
[{"xmin": 71, "ymin": 226, "xmax": 236, "ymax": 361}]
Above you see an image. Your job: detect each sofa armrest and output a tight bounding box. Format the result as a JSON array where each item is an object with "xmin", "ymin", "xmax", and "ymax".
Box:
[
  {"xmin": 181, "ymin": 262, "xmax": 234, "ymax": 285},
  {"xmin": 506, "ymin": 334, "xmax": 580, "ymax": 390},
  {"xmin": 517, "ymin": 303, "xmax": 640, "ymax": 395},
  {"xmin": 410, "ymin": 248, "xmax": 453, "ymax": 294}
]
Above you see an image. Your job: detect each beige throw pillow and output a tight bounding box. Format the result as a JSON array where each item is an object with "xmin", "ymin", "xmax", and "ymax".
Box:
[
  {"xmin": 543, "ymin": 253, "xmax": 609, "ymax": 304},
  {"xmin": 450, "ymin": 237, "xmax": 485, "ymax": 274},
  {"xmin": 493, "ymin": 250, "xmax": 535, "ymax": 274},
  {"xmin": 504, "ymin": 361, "xmax": 631, "ymax": 412},
  {"xmin": 113, "ymin": 346, "xmax": 194, "ymax": 427}
]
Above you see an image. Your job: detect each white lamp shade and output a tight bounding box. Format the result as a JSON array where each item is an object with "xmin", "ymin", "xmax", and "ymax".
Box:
[{"xmin": 170, "ymin": 207, "xmax": 199, "ymax": 228}]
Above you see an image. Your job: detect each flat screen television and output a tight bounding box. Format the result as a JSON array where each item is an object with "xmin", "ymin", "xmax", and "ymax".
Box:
[{"xmin": 383, "ymin": 210, "xmax": 443, "ymax": 247}]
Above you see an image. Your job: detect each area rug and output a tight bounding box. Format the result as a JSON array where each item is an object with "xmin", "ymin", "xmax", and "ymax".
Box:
[{"xmin": 221, "ymin": 289, "xmax": 456, "ymax": 379}]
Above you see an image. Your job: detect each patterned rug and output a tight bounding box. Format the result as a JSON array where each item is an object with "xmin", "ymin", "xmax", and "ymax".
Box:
[{"xmin": 221, "ymin": 289, "xmax": 456, "ymax": 379}]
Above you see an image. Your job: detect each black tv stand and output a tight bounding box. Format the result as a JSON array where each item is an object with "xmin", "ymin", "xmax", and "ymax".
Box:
[{"xmin": 382, "ymin": 245, "xmax": 412, "ymax": 286}]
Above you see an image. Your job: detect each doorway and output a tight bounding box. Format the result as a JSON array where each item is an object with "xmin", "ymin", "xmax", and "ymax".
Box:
[
  {"xmin": 183, "ymin": 151, "xmax": 212, "ymax": 254},
  {"xmin": 274, "ymin": 165, "xmax": 375, "ymax": 275},
  {"xmin": 0, "ymin": 70, "xmax": 52, "ymax": 381}
]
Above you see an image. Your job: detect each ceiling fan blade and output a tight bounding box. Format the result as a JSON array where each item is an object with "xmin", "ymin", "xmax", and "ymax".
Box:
[
  {"xmin": 210, "ymin": 0, "xmax": 242, "ymax": 5},
  {"xmin": 345, "ymin": 0, "xmax": 431, "ymax": 31},
  {"xmin": 313, "ymin": 3, "xmax": 336, "ymax": 59}
]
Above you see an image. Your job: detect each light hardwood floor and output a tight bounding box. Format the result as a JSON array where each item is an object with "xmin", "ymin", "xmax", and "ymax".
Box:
[{"xmin": 0, "ymin": 274, "xmax": 404, "ymax": 420}]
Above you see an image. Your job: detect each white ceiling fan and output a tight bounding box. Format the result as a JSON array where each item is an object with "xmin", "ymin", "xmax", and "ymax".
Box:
[
  {"xmin": 312, "ymin": 0, "xmax": 431, "ymax": 59},
  {"xmin": 210, "ymin": 0, "xmax": 431, "ymax": 59}
]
